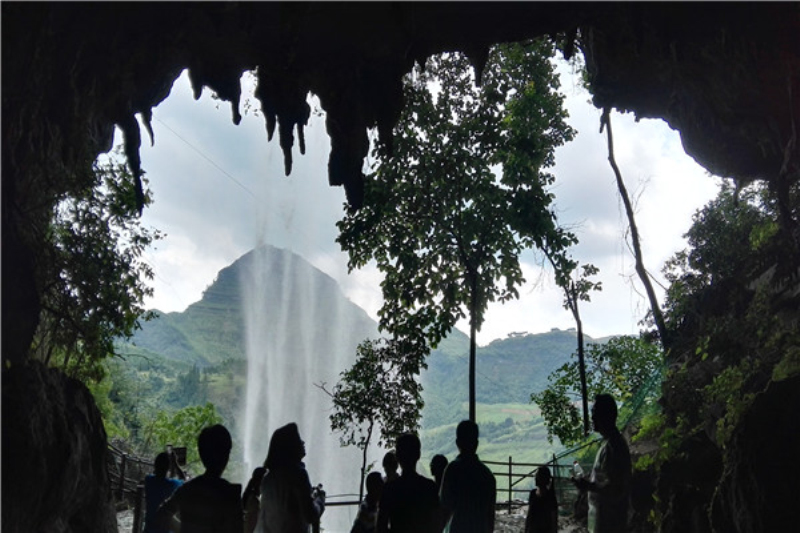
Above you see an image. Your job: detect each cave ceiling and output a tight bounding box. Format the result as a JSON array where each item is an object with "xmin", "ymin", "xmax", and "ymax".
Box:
[{"xmin": 4, "ymin": 2, "xmax": 798, "ymax": 208}]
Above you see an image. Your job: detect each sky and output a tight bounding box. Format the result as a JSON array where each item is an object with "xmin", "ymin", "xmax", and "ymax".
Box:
[{"xmin": 118, "ymin": 58, "xmax": 721, "ymax": 346}]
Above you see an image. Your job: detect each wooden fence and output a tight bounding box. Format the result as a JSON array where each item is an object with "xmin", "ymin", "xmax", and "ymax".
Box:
[{"xmin": 108, "ymin": 444, "xmax": 151, "ymax": 533}]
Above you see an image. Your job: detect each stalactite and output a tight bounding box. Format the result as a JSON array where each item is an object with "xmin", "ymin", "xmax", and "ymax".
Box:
[{"xmin": 117, "ymin": 114, "xmax": 145, "ymax": 214}]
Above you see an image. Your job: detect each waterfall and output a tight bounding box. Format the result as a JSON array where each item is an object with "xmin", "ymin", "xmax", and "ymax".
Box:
[{"xmin": 240, "ymin": 245, "xmax": 379, "ymax": 531}]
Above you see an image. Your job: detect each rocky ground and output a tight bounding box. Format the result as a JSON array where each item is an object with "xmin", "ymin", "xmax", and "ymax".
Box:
[
  {"xmin": 118, "ymin": 508, "xmax": 587, "ymax": 533},
  {"xmin": 494, "ymin": 504, "xmax": 587, "ymax": 533},
  {"xmin": 117, "ymin": 509, "xmax": 134, "ymax": 533}
]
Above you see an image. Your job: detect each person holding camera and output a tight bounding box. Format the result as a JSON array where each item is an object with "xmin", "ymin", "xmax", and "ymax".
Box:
[{"xmin": 144, "ymin": 449, "xmax": 185, "ymax": 533}]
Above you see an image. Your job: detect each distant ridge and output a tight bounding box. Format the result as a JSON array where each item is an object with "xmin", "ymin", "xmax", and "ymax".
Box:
[{"xmin": 130, "ymin": 245, "xmax": 377, "ymax": 366}]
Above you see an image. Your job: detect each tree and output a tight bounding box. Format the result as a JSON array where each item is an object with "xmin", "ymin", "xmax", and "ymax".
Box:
[
  {"xmin": 545, "ymin": 254, "xmax": 602, "ymax": 436},
  {"xmin": 30, "ymin": 147, "xmax": 161, "ymax": 379},
  {"xmin": 337, "ymin": 40, "xmax": 576, "ymax": 422},
  {"xmin": 319, "ymin": 338, "xmax": 426, "ymax": 500},
  {"xmin": 145, "ymin": 402, "xmax": 223, "ymax": 471},
  {"xmin": 531, "ymin": 335, "xmax": 663, "ymax": 447}
]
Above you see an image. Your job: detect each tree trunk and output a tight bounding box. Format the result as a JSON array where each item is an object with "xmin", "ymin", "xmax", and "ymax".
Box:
[
  {"xmin": 469, "ymin": 273, "xmax": 478, "ymax": 423},
  {"xmin": 601, "ymin": 108, "xmax": 669, "ymax": 348},
  {"xmin": 360, "ymin": 420, "xmax": 374, "ymax": 502},
  {"xmin": 571, "ymin": 284, "xmax": 590, "ymax": 436}
]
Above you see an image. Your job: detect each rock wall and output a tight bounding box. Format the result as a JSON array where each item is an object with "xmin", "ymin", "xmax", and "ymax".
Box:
[
  {"xmin": 2, "ymin": 361, "xmax": 117, "ymax": 533},
  {"xmin": 710, "ymin": 374, "xmax": 800, "ymax": 532}
]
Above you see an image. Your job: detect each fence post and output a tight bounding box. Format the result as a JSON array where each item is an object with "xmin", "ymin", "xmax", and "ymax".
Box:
[
  {"xmin": 552, "ymin": 453, "xmax": 559, "ymax": 510},
  {"xmin": 118, "ymin": 454, "xmax": 127, "ymax": 500},
  {"xmin": 132, "ymin": 483, "xmax": 144, "ymax": 533},
  {"xmin": 508, "ymin": 456, "xmax": 512, "ymax": 514}
]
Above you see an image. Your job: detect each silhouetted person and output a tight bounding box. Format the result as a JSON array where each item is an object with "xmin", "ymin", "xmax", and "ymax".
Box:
[
  {"xmin": 382, "ymin": 451, "xmax": 400, "ymax": 483},
  {"xmin": 351, "ymin": 471, "xmax": 384, "ymax": 533},
  {"xmin": 430, "ymin": 454, "xmax": 449, "ymax": 492},
  {"xmin": 439, "ymin": 421, "xmax": 496, "ymax": 533},
  {"xmin": 243, "ymin": 467, "xmax": 267, "ymax": 533},
  {"xmin": 524, "ymin": 466, "xmax": 557, "ymax": 533},
  {"xmin": 377, "ymin": 433, "xmax": 440, "ymax": 533},
  {"xmin": 144, "ymin": 451, "xmax": 185, "ymax": 533},
  {"xmin": 573, "ymin": 394, "xmax": 631, "ymax": 533},
  {"xmin": 256, "ymin": 423, "xmax": 325, "ymax": 533},
  {"xmin": 430, "ymin": 454, "xmax": 450, "ymax": 531},
  {"xmin": 156, "ymin": 424, "xmax": 242, "ymax": 533}
]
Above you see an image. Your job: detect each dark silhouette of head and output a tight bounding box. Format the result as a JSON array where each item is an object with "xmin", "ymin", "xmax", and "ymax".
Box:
[
  {"xmin": 430, "ymin": 454, "xmax": 448, "ymax": 486},
  {"xmin": 154, "ymin": 452, "xmax": 170, "ymax": 478},
  {"xmin": 395, "ymin": 433, "xmax": 421, "ymax": 474},
  {"xmin": 198, "ymin": 424, "xmax": 232, "ymax": 477},
  {"xmin": 382, "ymin": 450, "xmax": 399, "ymax": 476},
  {"xmin": 265, "ymin": 423, "xmax": 306, "ymax": 470},
  {"xmin": 535, "ymin": 465, "xmax": 552, "ymax": 490},
  {"xmin": 591, "ymin": 394, "xmax": 618, "ymax": 437},
  {"xmin": 365, "ymin": 471, "xmax": 384, "ymax": 500},
  {"xmin": 456, "ymin": 420, "xmax": 479, "ymax": 454}
]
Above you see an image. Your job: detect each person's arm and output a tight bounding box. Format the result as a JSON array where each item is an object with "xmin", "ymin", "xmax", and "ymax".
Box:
[
  {"xmin": 154, "ymin": 486, "xmax": 182, "ymax": 531},
  {"xmin": 294, "ymin": 467, "xmax": 324, "ymax": 526},
  {"xmin": 170, "ymin": 450, "xmax": 186, "ymax": 481},
  {"xmin": 438, "ymin": 466, "xmax": 455, "ymax": 524}
]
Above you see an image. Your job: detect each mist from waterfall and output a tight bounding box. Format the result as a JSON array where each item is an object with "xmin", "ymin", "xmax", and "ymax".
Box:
[{"xmin": 240, "ymin": 245, "xmax": 380, "ymax": 531}]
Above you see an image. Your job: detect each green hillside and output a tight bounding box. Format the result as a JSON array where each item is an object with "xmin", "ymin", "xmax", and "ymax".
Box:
[{"xmin": 420, "ymin": 328, "xmax": 595, "ymax": 428}]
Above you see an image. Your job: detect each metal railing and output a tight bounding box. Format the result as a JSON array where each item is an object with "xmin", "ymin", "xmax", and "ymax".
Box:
[{"xmin": 484, "ymin": 455, "xmax": 568, "ymax": 515}]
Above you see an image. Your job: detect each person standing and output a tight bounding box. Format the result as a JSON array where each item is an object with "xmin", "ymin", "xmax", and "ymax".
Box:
[
  {"xmin": 430, "ymin": 454, "xmax": 449, "ymax": 493},
  {"xmin": 144, "ymin": 451, "xmax": 185, "ymax": 533},
  {"xmin": 351, "ymin": 471, "xmax": 384, "ymax": 533},
  {"xmin": 439, "ymin": 420, "xmax": 496, "ymax": 533},
  {"xmin": 256, "ymin": 423, "xmax": 325, "ymax": 533},
  {"xmin": 524, "ymin": 466, "xmax": 557, "ymax": 533},
  {"xmin": 156, "ymin": 424, "xmax": 242, "ymax": 533},
  {"xmin": 377, "ymin": 433, "xmax": 440, "ymax": 533},
  {"xmin": 573, "ymin": 394, "xmax": 631, "ymax": 533},
  {"xmin": 382, "ymin": 451, "xmax": 400, "ymax": 484}
]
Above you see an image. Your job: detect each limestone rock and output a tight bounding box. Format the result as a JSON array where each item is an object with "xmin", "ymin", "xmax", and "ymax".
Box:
[{"xmin": 1, "ymin": 361, "xmax": 117, "ymax": 533}]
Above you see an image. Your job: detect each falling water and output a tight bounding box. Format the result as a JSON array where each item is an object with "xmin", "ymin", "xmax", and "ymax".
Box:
[{"xmin": 240, "ymin": 244, "xmax": 379, "ymax": 531}]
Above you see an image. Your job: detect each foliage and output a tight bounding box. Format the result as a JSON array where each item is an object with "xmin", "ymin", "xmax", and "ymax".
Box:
[
  {"xmin": 145, "ymin": 402, "xmax": 224, "ymax": 469},
  {"xmin": 164, "ymin": 365, "xmax": 210, "ymax": 408},
  {"xmin": 31, "ymin": 147, "xmax": 161, "ymax": 378},
  {"xmin": 631, "ymin": 411, "xmax": 688, "ymax": 473},
  {"xmin": 337, "ymin": 40, "xmax": 575, "ymax": 350},
  {"xmin": 87, "ymin": 366, "xmax": 131, "ymax": 441},
  {"xmin": 659, "ymin": 180, "xmax": 800, "ymax": 447},
  {"xmin": 323, "ymin": 337, "xmax": 426, "ymax": 497},
  {"xmin": 702, "ymin": 359, "xmax": 759, "ymax": 447},
  {"xmin": 531, "ymin": 335, "xmax": 663, "ymax": 446},
  {"xmin": 325, "ymin": 338, "xmax": 426, "ymax": 451}
]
